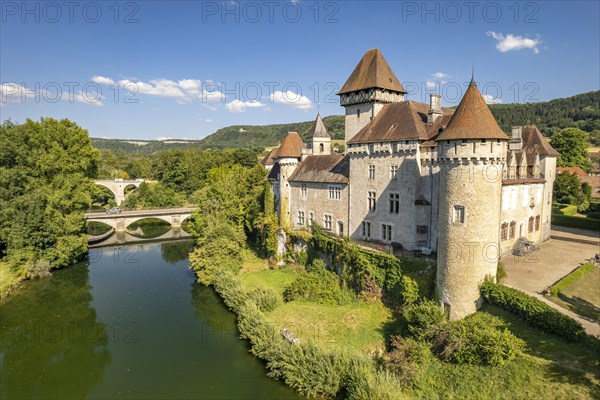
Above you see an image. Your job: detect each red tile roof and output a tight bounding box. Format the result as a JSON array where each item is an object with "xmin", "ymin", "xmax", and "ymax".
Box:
[
  {"xmin": 274, "ymin": 132, "xmax": 304, "ymax": 158},
  {"xmin": 338, "ymin": 49, "xmax": 406, "ymax": 95},
  {"xmin": 436, "ymin": 79, "xmax": 508, "ymax": 141}
]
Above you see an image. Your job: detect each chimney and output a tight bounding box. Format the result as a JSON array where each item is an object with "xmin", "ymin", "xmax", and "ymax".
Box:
[
  {"xmin": 509, "ymin": 126, "xmax": 523, "ymax": 152},
  {"xmin": 427, "ymin": 94, "xmax": 442, "ymax": 124}
]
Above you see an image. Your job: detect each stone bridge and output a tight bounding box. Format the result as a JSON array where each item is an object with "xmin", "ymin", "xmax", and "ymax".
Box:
[
  {"xmin": 84, "ymin": 207, "xmax": 196, "ymax": 232},
  {"xmin": 95, "ymin": 179, "xmax": 145, "ymax": 206}
]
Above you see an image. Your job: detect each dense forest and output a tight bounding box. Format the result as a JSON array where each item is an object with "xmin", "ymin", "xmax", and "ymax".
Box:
[{"xmin": 489, "ymin": 91, "xmax": 600, "ymax": 141}]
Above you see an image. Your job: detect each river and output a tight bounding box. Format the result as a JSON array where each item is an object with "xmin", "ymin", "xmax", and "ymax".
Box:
[{"xmin": 0, "ymin": 239, "xmax": 302, "ymax": 399}]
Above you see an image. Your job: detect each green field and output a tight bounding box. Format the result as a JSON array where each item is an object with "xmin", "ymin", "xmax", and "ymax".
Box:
[{"xmin": 548, "ymin": 264, "xmax": 600, "ymax": 323}]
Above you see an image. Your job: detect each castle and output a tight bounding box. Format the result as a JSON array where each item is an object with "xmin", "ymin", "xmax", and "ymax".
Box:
[{"xmin": 263, "ymin": 49, "xmax": 559, "ymax": 320}]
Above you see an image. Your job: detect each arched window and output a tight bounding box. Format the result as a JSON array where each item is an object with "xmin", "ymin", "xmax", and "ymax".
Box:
[
  {"xmin": 528, "ymin": 216, "xmax": 534, "ymax": 233},
  {"xmin": 501, "ymin": 223, "xmax": 508, "ymax": 241},
  {"xmin": 509, "ymin": 221, "xmax": 516, "ymax": 239},
  {"xmin": 319, "ymin": 143, "xmax": 324, "ymax": 153},
  {"xmin": 535, "ymin": 215, "xmax": 541, "ymax": 231}
]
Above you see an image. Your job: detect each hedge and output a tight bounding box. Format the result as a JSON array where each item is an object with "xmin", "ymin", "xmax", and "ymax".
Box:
[
  {"xmin": 480, "ymin": 282, "xmax": 585, "ymax": 341},
  {"xmin": 558, "ymin": 204, "xmax": 578, "ymax": 216},
  {"xmin": 552, "ymin": 215, "xmax": 600, "ymax": 231}
]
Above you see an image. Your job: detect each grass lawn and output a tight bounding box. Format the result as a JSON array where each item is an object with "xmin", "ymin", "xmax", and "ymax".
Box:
[
  {"xmin": 548, "ymin": 264, "xmax": 600, "ymax": 323},
  {"xmin": 0, "ymin": 261, "xmax": 21, "ymax": 299},
  {"xmin": 238, "ymin": 252, "xmax": 392, "ymax": 354}
]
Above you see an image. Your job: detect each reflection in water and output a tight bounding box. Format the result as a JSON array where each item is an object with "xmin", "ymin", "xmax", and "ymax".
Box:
[
  {"xmin": 0, "ymin": 239, "xmax": 301, "ymax": 399},
  {"xmin": 127, "ymin": 219, "xmax": 171, "ymax": 239},
  {"xmin": 161, "ymin": 240, "xmax": 194, "ymax": 265},
  {"xmin": 0, "ymin": 263, "xmax": 111, "ymax": 399}
]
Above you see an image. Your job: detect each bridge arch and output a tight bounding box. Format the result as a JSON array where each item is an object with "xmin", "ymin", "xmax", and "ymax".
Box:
[
  {"xmin": 94, "ymin": 180, "xmax": 144, "ymax": 206},
  {"xmin": 85, "ymin": 209, "xmax": 194, "ymax": 232}
]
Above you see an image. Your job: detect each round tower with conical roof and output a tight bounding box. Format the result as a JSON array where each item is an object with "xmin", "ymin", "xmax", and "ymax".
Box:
[{"xmin": 435, "ymin": 77, "xmax": 509, "ymax": 320}]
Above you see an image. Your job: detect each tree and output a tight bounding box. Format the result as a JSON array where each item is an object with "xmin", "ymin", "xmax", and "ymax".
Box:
[
  {"xmin": 0, "ymin": 118, "xmax": 99, "ymax": 277},
  {"xmin": 551, "ymin": 128, "xmax": 592, "ymax": 171},
  {"xmin": 553, "ymin": 172, "xmax": 587, "ymax": 207}
]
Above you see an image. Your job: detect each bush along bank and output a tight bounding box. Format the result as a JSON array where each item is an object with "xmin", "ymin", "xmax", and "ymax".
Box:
[{"xmin": 213, "ymin": 271, "xmax": 406, "ymax": 399}]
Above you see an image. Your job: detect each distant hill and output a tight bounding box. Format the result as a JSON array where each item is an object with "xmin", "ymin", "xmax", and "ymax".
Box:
[
  {"xmin": 91, "ymin": 91, "xmax": 599, "ymax": 153},
  {"xmin": 489, "ymin": 91, "xmax": 599, "ymax": 138},
  {"xmin": 90, "ymin": 138, "xmax": 204, "ymax": 154},
  {"xmin": 196, "ymin": 115, "xmax": 345, "ymax": 150}
]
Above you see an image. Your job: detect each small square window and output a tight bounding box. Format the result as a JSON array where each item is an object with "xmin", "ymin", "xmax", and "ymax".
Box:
[{"xmin": 453, "ymin": 205, "xmax": 465, "ymax": 224}]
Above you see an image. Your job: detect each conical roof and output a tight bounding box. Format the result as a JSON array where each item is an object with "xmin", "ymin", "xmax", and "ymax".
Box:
[
  {"xmin": 338, "ymin": 49, "xmax": 406, "ymax": 95},
  {"xmin": 436, "ymin": 78, "xmax": 508, "ymax": 141},
  {"xmin": 274, "ymin": 132, "xmax": 304, "ymax": 158},
  {"xmin": 307, "ymin": 114, "xmax": 330, "ymax": 138}
]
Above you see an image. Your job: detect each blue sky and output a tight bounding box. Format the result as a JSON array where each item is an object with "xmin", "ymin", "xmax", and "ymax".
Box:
[{"xmin": 1, "ymin": 0, "xmax": 599, "ymax": 140}]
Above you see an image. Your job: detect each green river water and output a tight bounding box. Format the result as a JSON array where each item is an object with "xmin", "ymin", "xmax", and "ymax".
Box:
[{"xmin": 0, "ymin": 239, "xmax": 302, "ymax": 399}]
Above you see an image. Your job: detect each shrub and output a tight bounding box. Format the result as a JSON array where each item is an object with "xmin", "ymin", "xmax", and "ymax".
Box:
[
  {"xmin": 345, "ymin": 360, "xmax": 406, "ymax": 400},
  {"xmin": 496, "ymin": 262, "xmax": 507, "ymax": 281},
  {"xmin": 401, "ymin": 300, "xmax": 445, "ymax": 338},
  {"xmin": 384, "ymin": 336, "xmax": 432, "ymax": 387},
  {"xmin": 270, "ymin": 342, "xmax": 355, "ymax": 398},
  {"xmin": 428, "ymin": 318, "xmax": 524, "ymax": 366},
  {"xmin": 284, "ymin": 260, "xmax": 355, "ymax": 305},
  {"xmin": 247, "ymin": 287, "xmax": 280, "ymax": 312},
  {"xmin": 480, "ymin": 281, "xmax": 586, "ymax": 341},
  {"xmin": 213, "ymin": 272, "xmax": 248, "ymax": 313},
  {"xmin": 558, "ymin": 204, "xmax": 578, "ymax": 216}
]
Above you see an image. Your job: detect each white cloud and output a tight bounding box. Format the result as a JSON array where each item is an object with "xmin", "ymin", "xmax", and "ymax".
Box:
[
  {"xmin": 269, "ymin": 90, "xmax": 313, "ymax": 109},
  {"xmin": 486, "ymin": 32, "xmax": 540, "ymax": 54},
  {"xmin": 73, "ymin": 91, "xmax": 104, "ymax": 106},
  {"xmin": 91, "ymin": 75, "xmax": 115, "ymax": 85},
  {"xmin": 483, "ymin": 94, "xmax": 503, "ymax": 104},
  {"xmin": 432, "ymin": 72, "xmax": 448, "ymax": 79},
  {"xmin": 425, "ymin": 81, "xmax": 437, "ymax": 89},
  {"xmin": 204, "ymin": 118, "xmax": 212, "ymax": 123},
  {"xmin": 94, "ymin": 76, "xmax": 225, "ymax": 103},
  {"xmin": 225, "ymin": 99, "xmax": 266, "ymax": 113},
  {"xmin": 1, "ymin": 83, "xmax": 35, "ymax": 104}
]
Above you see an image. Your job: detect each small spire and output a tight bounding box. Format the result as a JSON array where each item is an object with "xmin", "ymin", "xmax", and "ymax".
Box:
[{"xmin": 469, "ymin": 64, "xmax": 476, "ymax": 87}]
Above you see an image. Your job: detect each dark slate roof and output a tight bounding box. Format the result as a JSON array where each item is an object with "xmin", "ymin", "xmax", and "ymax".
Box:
[
  {"xmin": 348, "ymin": 101, "xmax": 454, "ymax": 144},
  {"xmin": 307, "ymin": 113, "xmax": 330, "ymax": 138},
  {"xmin": 274, "ymin": 132, "xmax": 304, "ymax": 158},
  {"xmin": 266, "ymin": 162, "xmax": 280, "ymax": 180},
  {"xmin": 260, "ymin": 148, "xmax": 277, "ymax": 166},
  {"xmin": 436, "ymin": 79, "xmax": 508, "ymax": 141},
  {"xmin": 338, "ymin": 49, "xmax": 406, "ymax": 95},
  {"xmin": 288, "ymin": 154, "xmax": 349, "ymax": 184}
]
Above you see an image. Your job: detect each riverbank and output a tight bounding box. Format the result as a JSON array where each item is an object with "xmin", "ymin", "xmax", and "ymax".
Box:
[
  {"xmin": 210, "ymin": 244, "xmax": 600, "ymax": 399},
  {"xmin": 0, "ymin": 261, "xmax": 23, "ymax": 300}
]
